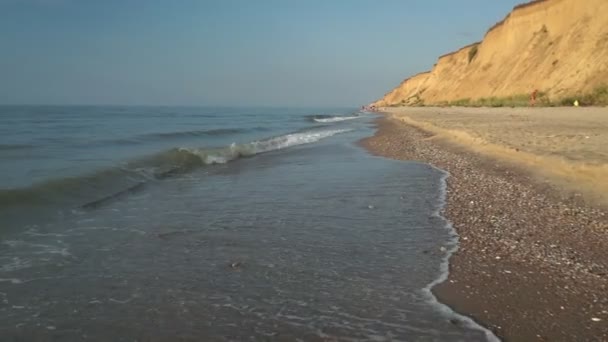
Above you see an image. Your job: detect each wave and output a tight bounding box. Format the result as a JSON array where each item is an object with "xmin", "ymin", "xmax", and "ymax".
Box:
[
  {"xmin": 100, "ymin": 127, "xmax": 261, "ymax": 146},
  {"xmin": 0, "ymin": 167, "xmax": 152, "ymax": 210},
  {"xmin": 313, "ymin": 116, "xmax": 360, "ymax": 123},
  {"xmin": 180, "ymin": 128, "xmax": 350, "ymax": 165},
  {"xmin": 140, "ymin": 128, "xmax": 249, "ymax": 140},
  {"xmin": 0, "ymin": 144, "xmax": 34, "ymax": 151},
  {"xmin": 305, "ymin": 114, "xmax": 363, "ymax": 123},
  {"xmin": 0, "ymin": 128, "xmax": 351, "ymax": 210}
]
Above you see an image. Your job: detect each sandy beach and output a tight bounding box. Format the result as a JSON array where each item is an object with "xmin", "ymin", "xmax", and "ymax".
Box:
[
  {"xmin": 361, "ymin": 107, "xmax": 608, "ymax": 341},
  {"xmin": 383, "ymin": 107, "xmax": 608, "ymax": 207}
]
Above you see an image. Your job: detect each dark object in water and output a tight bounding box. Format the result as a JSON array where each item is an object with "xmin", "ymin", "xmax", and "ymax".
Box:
[
  {"xmin": 156, "ymin": 230, "xmax": 195, "ymax": 240},
  {"xmin": 81, "ymin": 182, "xmax": 147, "ymax": 210},
  {"xmin": 450, "ymin": 318, "xmax": 461, "ymax": 326}
]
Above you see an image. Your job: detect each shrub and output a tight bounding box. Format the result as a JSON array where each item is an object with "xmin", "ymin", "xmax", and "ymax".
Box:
[
  {"xmin": 559, "ymin": 96, "xmax": 577, "ymax": 106},
  {"xmin": 585, "ymin": 85, "xmax": 608, "ymax": 105},
  {"xmin": 468, "ymin": 45, "xmax": 479, "ymax": 64},
  {"xmin": 434, "ymin": 86, "xmax": 608, "ymax": 107},
  {"xmin": 558, "ymin": 85, "xmax": 608, "ymax": 106},
  {"xmin": 449, "ymin": 98, "xmax": 471, "ymax": 106}
]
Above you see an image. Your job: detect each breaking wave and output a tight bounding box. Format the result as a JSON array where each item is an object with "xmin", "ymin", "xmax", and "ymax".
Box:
[
  {"xmin": 0, "ymin": 128, "xmax": 351, "ymax": 210},
  {"xmin": 180, "ymin": 128, "xmax": 350, "ymax": 164},
  {"xmin": 313, "ymin": 116, "xmax": 360, "ymax": 123},
  {"xmin": 305, "ymin": 113, "xmax": 364, "ymax": 123}
]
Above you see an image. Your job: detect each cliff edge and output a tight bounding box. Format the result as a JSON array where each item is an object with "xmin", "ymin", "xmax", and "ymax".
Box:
[{"xmin": 374, "ymin": 0, "xmax": 608, "ymax": 106}]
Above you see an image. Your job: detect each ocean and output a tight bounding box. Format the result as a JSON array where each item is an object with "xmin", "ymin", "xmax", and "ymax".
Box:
[{"xmin": 0, "ymin": 106, "xmax": 493, "ymax": 341}]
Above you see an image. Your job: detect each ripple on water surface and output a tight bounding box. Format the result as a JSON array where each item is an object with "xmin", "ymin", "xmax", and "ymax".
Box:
[{"xmin": 0, "ymin": 122, "xmax": 493, "ymax": 341}]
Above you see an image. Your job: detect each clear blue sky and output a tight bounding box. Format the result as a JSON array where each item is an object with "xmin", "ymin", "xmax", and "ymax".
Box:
[{"xmin": 0, "ymin": 0, "xmax": 522, "ymax": 107}]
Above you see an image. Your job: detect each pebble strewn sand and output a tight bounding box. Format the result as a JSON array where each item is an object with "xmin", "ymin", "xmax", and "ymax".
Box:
[
  {"xmin": 381, "ymin": 106, "xmax": 608, "ymax": 165},
  {"xmin": 361, "ymin": 116, "xmax": 608, "ymax": 341}
]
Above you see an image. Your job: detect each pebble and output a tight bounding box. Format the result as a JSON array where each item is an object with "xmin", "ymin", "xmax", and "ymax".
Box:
[{"xmin": 363, "ymin": 115, "xmax": 608, "ymax": 341}]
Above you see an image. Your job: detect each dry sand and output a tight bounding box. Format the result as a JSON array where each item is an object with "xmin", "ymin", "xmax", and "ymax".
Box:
[
  {"xmin": 383, "ymin": 106, "xmax": 608, "ymax": 207},
  {"xmin": 360, "ymin": 107, "xmax": 608, "ymax": 341}
]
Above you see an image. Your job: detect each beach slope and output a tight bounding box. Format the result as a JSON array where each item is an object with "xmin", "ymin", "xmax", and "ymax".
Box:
[{"xmin": 361, "ymin": 107, "xmax": 608, "ymax": 341}]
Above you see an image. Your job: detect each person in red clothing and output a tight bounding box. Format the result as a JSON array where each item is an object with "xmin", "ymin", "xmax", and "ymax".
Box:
[{"xmin": 530, "ymin": 89, "xmax": 538, "ymax": 107}]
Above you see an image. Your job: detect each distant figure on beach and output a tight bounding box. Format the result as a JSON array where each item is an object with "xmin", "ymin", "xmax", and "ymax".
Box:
[{"xmin": 530, "ymin": 89, "xmax": 538, "ymax": 107}]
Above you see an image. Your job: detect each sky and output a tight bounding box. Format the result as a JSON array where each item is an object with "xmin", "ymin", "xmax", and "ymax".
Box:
[{"xmin": 0, "ymin": 0, "xmax": 523, "ymax": 107}]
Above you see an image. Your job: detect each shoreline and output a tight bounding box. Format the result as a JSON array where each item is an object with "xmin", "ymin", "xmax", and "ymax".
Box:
[
  {"xmin": 360, "ymin": 110, "xmax": 608, "ymax": 341},
  {"xmin": 422, "ymin": 167, "xmax": 501, "ymax": 342}
]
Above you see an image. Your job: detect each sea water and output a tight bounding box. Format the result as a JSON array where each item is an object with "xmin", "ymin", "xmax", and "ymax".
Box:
[{"xmin": 0, "ymin": 106, "xmax": 493, "ymax": 341}]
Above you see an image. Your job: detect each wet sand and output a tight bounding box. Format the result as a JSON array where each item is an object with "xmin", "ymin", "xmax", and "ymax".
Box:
[{"xmin": 360, "ymin": 107, "xmax": 608, "ymax": 341}]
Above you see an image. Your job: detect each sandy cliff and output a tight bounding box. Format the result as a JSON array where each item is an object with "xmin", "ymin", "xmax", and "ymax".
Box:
[{"xmin": 374, "ymin": 0, "xmax": 608, "ymax": 106}]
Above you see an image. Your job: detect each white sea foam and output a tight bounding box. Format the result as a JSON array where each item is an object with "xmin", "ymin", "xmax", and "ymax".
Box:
[
  {"xmin": 3, "ymin": 240, "xmax": 72, "ymax": 258},
  {"xmin": 249, "ymin": 128, "xmax": 351, "ymax": 152},
  {"xmin": 0, "ymin": 278, "xmax": 23, "ymax": 284},
  {"xmin": 0, "ymin": 257, "xmax": 32, "ymax": 272},
  {"xmin": 422, "ymin": 167, "xmax": 501, "ymax": 342},
  {"xmin": 313, "ymin": 116, "xmax": 360, "ymax": 123},
  {"xmin": 181, "ymin": 128, "xmax": 352, "ymax": 165}
]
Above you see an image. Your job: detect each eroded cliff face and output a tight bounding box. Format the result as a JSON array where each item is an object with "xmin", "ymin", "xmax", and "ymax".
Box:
[{"xmin": 375, "ymin": 0, "xmax": 608, "ymax": 106}]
